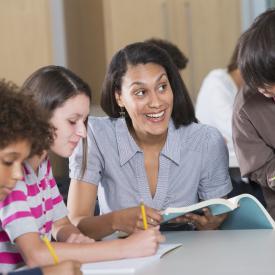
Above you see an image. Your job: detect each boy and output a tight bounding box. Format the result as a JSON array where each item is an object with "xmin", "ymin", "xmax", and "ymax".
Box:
[{"xmin": 232, "ymin": 9, "xmax": 275, "ymax": 219}]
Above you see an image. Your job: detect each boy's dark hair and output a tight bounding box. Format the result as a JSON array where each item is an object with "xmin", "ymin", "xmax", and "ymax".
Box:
[
  {"xmin": 238, "ymin": 8, "xmax": 275, "ymax": 89},
  {"xmin": 101, "ymin": 42, "xmax": 197, "ymax": 129},
  {"xmin": 145, "ymin": 38, "xmax": 188, "ymax": 70},
  {"xmin": 0, "ymin": 79, "xmax": 53, "ymax": 156}
]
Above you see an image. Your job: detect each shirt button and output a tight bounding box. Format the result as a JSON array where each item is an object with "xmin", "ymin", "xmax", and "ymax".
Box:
[
  {"xmin": 43, "ymin": 211, "xmax": 46, "ymax": 214},
  {"xmin": 42, "ymin": 198, "xmax": 45, "ymax": 202}
]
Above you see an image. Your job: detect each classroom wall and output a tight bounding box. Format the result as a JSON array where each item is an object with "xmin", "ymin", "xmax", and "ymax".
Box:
[
  {"xmin": 62, "ymin": 0, "xmax": 242, "ymax": 103},
  {"xmin": 0, "ymin": 0, "xmax": 53, "ymax": 85},
  {"xmin": 0, "ymin": 0, "xmax": 268, "ymax": 179},
  {"xmin": 63, "ymin": 0, "xmax": 107, "ymax": 105}
]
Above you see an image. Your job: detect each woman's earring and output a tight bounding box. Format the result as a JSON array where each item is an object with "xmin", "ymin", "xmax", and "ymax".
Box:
[{"xmin": 119, "ymin": 107, "xmax": 126, "ymax": 118}]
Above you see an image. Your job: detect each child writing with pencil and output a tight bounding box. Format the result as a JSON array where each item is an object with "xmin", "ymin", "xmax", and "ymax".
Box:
[
  {"xmin": 0, "ymin": 80, "xmax": 81, "ymax": 274},
  {"xmin": 0, "ymin": 66, "xmax": 164, "ymax": 272}
]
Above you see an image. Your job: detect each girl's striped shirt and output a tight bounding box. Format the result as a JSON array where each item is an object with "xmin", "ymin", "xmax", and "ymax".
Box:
[{"xmin": 0, "ymin": 158, "xmax": 68, "ymax": 272}]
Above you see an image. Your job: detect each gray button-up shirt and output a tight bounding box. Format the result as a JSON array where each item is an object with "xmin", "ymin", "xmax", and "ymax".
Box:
[{"xmin": 69, "ymin": 116, "xmax": 232, "ymax": 214}]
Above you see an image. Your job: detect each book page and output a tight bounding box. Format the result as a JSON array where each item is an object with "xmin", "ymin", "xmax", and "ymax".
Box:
[
  {"xmin": 81, "ymin": 243, "xmax": 182, "ymax": 274},
  {"xmin": 162, "ymin": 198, "xmax": 236, "ymax": 223}
]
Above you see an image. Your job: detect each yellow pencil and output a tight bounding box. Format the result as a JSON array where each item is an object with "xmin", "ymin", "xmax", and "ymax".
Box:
[
  {"xmin": 42, "ymin": 235, "xmax": 59, "ymax": 264},
  {"xmin": 140, "ymin": 201, "xmax": 148, "ymax": 230}
]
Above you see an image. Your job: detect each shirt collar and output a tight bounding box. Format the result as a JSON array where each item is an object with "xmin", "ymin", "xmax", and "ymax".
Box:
[
  {"xmin": 116, "ymin": 118, "xmax": 181, "ymax": 166},
  {"xmin": 23, "ymin": 157, "xmax": 49, "ymax": 180},
  {"xmin": 160, "ymin": 120, "xmax": 181, "ymax": 165},
  {"xmin": 116, "ymin": 118, "xmax": 141, "ymax": 166}
]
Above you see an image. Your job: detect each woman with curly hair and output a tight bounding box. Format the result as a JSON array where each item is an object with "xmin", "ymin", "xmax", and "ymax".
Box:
[
  {"xmin": 0, "ymin": 79, "xmax": 82, "ymax": 274},
  {"xmin": 0, "ymin": 66, "xmax": 163, "ymax": 272}
]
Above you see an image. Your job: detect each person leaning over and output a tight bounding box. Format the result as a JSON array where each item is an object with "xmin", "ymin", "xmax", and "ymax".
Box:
[{"xmin": 232, "ymin": 8, "xmax": 275, "ymax": 219}]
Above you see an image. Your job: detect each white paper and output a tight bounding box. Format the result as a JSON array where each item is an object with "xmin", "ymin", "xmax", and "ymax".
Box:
[{"xmin": 81, "ymin": 243, "xmax": 182, "ymax": 274}]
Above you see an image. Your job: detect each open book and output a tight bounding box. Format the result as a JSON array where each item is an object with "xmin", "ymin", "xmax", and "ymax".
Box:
[
  {"xmin": 161, "ymin": 194, "xmax": 275, "ymax": 230},
  {"xmin": 81, "ymin": 243, "xmax": 182, "ymax": 274}
]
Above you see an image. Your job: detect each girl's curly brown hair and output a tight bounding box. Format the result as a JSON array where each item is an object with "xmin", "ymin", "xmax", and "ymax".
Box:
[{"xmin": 0, "ymin": 79, "xmax": 54, "ymax": 156}]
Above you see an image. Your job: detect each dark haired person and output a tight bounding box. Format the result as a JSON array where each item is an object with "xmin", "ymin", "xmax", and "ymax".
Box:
[
  {"xmin": 0, "ymin": 80, "xmax": 82, "ymax": 275},
  {"xmin": 68, "ymin": 42, "xmax": 232, "ymax": 240},
  {"xmin": 232, "ymin": 8, "xmax": 275, "ymax": 219},
  {"xmin": 145, "ymin": 38, "xmax": 188, "ymax": 71}
]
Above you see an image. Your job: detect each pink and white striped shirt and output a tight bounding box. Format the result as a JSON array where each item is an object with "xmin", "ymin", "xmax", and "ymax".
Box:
[{"xmin": 0, "ymin": 158, "xmax": 68, "ymax": 272}]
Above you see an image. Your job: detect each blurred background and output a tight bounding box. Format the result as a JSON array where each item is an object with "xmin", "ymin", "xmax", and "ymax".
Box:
[{"xmin": 1, "ymin": 0, "xmax": 274, "ymax": 178}]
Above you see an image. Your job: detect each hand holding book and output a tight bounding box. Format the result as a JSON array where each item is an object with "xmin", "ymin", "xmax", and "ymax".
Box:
[
  {"xmin": 161, "ymin": 194, "xmax": 275, "ymax": 230},
  {"xmin": 162, "ymin": 207, "xmax": 227, "ymax": 230},
  {"xmin": 183, "ymin": 207, "xmax": 228, "ymax": 230}
]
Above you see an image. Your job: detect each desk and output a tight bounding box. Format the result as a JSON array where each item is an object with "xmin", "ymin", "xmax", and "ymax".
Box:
[{"xmin": 134, "ymin": 230, "xmax": 275, "ymax": 275}]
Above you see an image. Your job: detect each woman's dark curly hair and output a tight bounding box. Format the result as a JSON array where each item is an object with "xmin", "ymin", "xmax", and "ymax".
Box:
[{"xmin": 0, "ymin": 79, "xmax": 54, "ymax": 156}]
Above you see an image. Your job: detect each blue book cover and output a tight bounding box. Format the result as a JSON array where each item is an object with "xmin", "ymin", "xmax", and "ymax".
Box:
[{"xmin": 161, "ymin": 194, "xmax": 275, "ymax": 230}]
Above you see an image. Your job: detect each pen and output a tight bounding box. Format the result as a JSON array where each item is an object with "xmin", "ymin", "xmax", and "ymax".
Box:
[
  {"xmin": 140, "ymin": 201, "xmax": 148, "ymax": 230},
  {"xmin": 268, "ymin": 176, "xmax": 275, "ymax": 182},
  {"xmin": 42, "ymin": 235, "xmax": 59, "ymax": 264}
]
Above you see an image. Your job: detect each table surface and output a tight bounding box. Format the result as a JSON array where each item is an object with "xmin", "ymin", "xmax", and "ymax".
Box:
[
  {"xmin": 135, "ymin": 229, "xmax": 275, "ymax": 275},
  {"xmin": 85, "ymin": 229, "xmax": 275, "ymax": 275}
]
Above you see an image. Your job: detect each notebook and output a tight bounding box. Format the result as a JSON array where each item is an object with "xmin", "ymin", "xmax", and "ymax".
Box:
[{"xmin": 81, "ymin": 243, "xmax": 182, "ymax": 274}]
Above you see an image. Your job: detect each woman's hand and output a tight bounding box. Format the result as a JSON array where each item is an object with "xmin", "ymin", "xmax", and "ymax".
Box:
[
  {"xmin": 112, "ymin": 206, "xmax": 163, "ymax": 234},
  {"xmin": 176, "ymin": 208, "xmax": 227, "ymax": 230}
]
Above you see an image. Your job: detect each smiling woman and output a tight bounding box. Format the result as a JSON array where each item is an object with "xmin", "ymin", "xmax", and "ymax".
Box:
[
  {"xmin": 114, "ymin": 63, "xmax": 173, "ymax": 141},
  {"xmin": 68, "ymin": 42, "xmax": 233, "ymax": 240}
]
